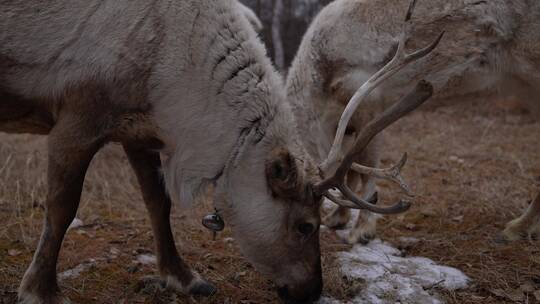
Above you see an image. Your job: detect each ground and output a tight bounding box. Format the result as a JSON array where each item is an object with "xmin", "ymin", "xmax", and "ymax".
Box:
[{"xmin": 0, "ymin": 96, "xmax": 539, "ymax": 303}]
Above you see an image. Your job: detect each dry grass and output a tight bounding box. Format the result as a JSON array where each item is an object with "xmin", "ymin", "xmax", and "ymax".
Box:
[{"xmin": 0, "ymin": 96, "xmax": 539, "ymax": 303}]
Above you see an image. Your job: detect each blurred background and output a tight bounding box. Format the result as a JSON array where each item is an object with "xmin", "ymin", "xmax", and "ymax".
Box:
[{"xmin": 240, "ymin": 0, "xmax": 333, "ymax": 70}]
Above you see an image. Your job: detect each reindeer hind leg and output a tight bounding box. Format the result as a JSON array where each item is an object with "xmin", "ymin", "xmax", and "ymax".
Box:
[
  {"xmin": 347, "ymin": 135, "xmax": 382, "ymax": 245},
  {"xmin": 502, "ymin": 192, "xmax": 540, "ymax": 241}
]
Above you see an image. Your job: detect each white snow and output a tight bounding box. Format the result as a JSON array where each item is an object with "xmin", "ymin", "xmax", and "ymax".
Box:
[
  {"xmin": 136, "ymin": 254, "xmax": 157, "ymax": 265},
  {"xmin": 319, "ymin": 240, "xmax": 469, "ymax": 304},
  {"xmin": 68, "ymin": 218, "xmax": 84, "ymax": 230},
  {"xmin": 320, "ymin": 199, "xmax": 469, "ymax": 303},
  {"xmin": 59, "ymin": 259, "xmax": 97, "ymax": 280}
]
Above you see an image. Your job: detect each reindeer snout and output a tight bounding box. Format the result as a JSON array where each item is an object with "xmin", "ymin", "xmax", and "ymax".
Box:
[
  {"xmin": 277, "ymin": 258, "xmax": 322, "ymax": 304},
  {"xmin": 277, "ymin": 275, "xmax": 322, "ymax": 304}
]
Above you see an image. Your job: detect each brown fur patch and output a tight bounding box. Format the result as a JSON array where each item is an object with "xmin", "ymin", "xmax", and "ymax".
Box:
[{"xmin": 265, "ymin": 147, "xmax": 302, "ymax": 201}]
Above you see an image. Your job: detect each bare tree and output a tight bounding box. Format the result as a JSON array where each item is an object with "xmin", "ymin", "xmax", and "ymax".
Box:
[
  {"xmin": 272, "ymin": 0, "xmax": 285, "ymax": 70},
  {"xmin": 241, "ymin": 0, "xmax": 332, "ymax": 68}
]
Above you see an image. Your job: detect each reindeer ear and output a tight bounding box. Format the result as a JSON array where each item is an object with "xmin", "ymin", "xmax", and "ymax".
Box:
[{"xmin": 266, "ymin": 147, "xmax": 299, "ymax": 199}]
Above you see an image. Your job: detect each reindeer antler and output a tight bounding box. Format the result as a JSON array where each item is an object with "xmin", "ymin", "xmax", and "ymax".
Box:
[{"xmin": 315, "ymin": 0, "xmax": 443, "ymax": 214}]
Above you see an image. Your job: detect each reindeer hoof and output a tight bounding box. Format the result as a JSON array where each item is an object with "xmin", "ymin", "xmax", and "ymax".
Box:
[
  {"xmin": 498, "ymin": 227, "xmax": 536, "ymax": 243},
  {"xmin": 18, "ymin": 292, "xmax": 71, "ymax": 304},
  {"xmin": 499, "ymin": 217, "xmax": 539, "ymax": 243},
  {"xmin": 158, "ymin": 274, "xmax": 216, "ymax": 297},
  {"xmin": 188, "ymin": 278, "xmax": 217, "ymax": 296},
  {"xmin": 346, "ymin": 230, "xmax": 376, "ymax": 245},
  {"xmin": 346, "ymin": 216, "xmax": 378, "ymax": 245},
  {"xmin": 357, "ymin": 232, "xmax": 376, "ymax": 245}
]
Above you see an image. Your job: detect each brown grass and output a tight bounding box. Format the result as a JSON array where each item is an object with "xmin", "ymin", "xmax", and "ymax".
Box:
[{"xmin": 0, "ymin": 96, "xmax": 539, "ymax": 303}]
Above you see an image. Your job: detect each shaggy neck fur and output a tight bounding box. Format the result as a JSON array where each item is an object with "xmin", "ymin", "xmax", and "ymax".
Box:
[{"xmin": 150, "ymin": 0, "xmax": 287, "ymax": 207}]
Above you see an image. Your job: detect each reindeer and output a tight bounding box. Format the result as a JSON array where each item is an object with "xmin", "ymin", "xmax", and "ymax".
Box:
[
  {"xmin": 287, "ymin": 0, "xmax": 540, "ymax": 244},
  {"xmin": 0, "ymin": 0, "xmax": 440, "ymax": 302}
]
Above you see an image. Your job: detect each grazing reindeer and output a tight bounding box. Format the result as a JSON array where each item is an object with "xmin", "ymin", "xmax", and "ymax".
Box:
[
  {"xmin": 288, "ymin": 0, "xmax": 540, "ymax": 244},
  {"xmin": 0, "ymin": 0, "xmax": 439, "ymax": 302}
]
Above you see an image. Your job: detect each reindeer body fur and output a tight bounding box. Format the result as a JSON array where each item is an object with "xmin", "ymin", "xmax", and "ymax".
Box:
[
  {"xmin": 1, "ymin": 1, "xmax": 323, "ymax": 302},
  {"xmin": 1, "ymin": 0, "xmax": 278, "ymax": 204},
  {"xmin": 288, "ymin": 0, "xmax": 540, "ymax": 243}
]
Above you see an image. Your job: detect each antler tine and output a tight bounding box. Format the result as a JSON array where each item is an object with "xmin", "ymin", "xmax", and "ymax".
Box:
[
  {"xmin": 323, "ymin": 186, "xmax": 411, "ymax": 215},
  {"xmin": 315, "ymin": 80, "xmax": 433, "ymax": 213},
  {"xmin": 324, "ymin": 191, "xmax": 381, "ymax": 210},
  {"xmin": 339, "ymin": 185, "xmax": 412, "ymax": 214},
  {"xmin": 320, "ymin": 0, "xmax": 443, "ymax": 172},
  {"xmin": 351, "ymin": 153, "xmax": 414, "ymax": 196}
]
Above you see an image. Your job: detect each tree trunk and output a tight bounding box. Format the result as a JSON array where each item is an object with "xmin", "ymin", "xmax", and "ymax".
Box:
[{"xmin": 272, "ymin": 0, "xmax": 285, "ymax": 71}]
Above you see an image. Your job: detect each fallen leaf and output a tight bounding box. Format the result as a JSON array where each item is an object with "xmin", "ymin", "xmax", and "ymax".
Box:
[
  {"xmin": 109, "ymin": 247, "xmax": 120, "ymax": 256},
  {"xmin": 8, "ymin": 249, "xmax": 21, "ymax": 256},
  {"xmin": 420, "ymin": 208, "xmax": 437, "ymax": 217},
  {"xmin": 452, "ymin": 215, "xmax": 464, "ymax": 223},
  {"xmin": 405, "ymin": 223, "xmax": 417, "ymax": 230}
]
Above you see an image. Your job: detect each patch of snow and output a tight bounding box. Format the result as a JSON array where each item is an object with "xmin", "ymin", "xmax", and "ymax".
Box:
[
  {"xmin": 59, "ymin": 259, "xmax": 97, "ymax": 280},
  {"xmin": 136, "ymin": 254, "xmax": 157, "ymax": 265},
  {"xmin": 68, "ymin": 218, "xmax": 84, "ymax": 230},
  {"xmin": 322, "ymin": 197, "xmax": 469, "ymax": 303},
  {"xmin": 319, "ymin": 240, "xmax": 469, "ymax": 304}
]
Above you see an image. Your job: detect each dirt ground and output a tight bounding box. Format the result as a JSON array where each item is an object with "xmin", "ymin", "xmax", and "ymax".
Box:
[{"xmin": 0, "ymin": 96, "xmax": 539, "ymax": 304}]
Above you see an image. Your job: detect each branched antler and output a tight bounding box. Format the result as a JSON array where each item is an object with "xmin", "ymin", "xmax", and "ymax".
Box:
[
  {"xmin": 315, "ymin": 0, "xmax": 443, "ymax": 214},
  {"xmin": 351, "ymin": 153, "xmax": 413, "ymax": 196}
]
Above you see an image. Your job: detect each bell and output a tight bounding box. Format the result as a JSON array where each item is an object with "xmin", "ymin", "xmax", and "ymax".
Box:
[{"xmin": 202, "ymin": 213, "xmax": 225, "ymax": 232}]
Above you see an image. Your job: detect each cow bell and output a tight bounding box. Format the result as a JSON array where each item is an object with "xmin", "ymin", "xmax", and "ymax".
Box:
[{"xmin": 202, "ymin": 212, "xmax": 225, "ymax": 232}]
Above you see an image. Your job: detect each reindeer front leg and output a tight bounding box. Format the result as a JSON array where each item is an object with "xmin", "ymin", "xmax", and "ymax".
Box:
[
  {"xmin": 324, "ymin": 136, "xmax": 382, "ymax": 244},
  {"xmin": 347, "ymin": 170, "xmax": 380, "ymax": 245},
  {"xmin": 123, "ymin": 145, "xmax": 216, "ymax": 296},
  {"xmin": 19, "ymin": 116, "xmax": 103, "ymax": 304},
  {"xmin": 503, "ymin": 192, "xmax": 540, "ymax": 241}
]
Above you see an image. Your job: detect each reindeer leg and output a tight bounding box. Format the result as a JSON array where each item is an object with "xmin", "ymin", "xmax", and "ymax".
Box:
[
  {"xmin": 19, "ymin": 116, "xmax": 103, "ymax": 304},
  {"xmin": 502, "ymin": 192, "xmax": 540, "ymax": 241},
  {"xmin": 323, "ymin": 205, "xmax": 351, "ymax": 230},
  {"xmin": 347, "ymin": 136, "xmax": 382, "ymax": 245},
  {"xmin": 123, "ymin": 145, "xmax": 216, "ymax": 296},
  {"xmin": 346, "ymin": 171, "xmax": 380, "ymax": 245}
]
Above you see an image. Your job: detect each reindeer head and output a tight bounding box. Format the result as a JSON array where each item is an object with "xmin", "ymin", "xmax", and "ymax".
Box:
[{"xmin": 213, "ymin": 104, "xmax": 324, "ymax": 303}]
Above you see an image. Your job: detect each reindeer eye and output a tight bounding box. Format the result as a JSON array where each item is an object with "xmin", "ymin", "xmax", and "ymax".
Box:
[
  {"xmin": 297, "ymin": 222, "xmax": 315, "ymax": 237},
  {"xmin": 272, "ymin": 161, "xmax": 287, "ymax": 181}
]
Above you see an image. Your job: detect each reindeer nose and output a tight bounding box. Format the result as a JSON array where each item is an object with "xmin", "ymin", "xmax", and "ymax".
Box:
[{"xmin": 277, "ymin": 274, "xmax": 322, "ymax": 303}]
